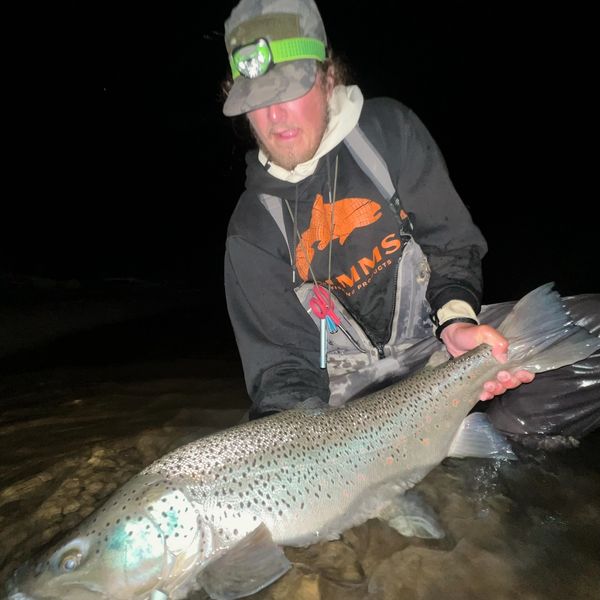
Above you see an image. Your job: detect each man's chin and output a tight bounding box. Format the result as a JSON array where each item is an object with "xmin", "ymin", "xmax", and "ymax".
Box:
[{"xmin": 267, "ymin": 147, "xmax": 318, "ymax": 172}]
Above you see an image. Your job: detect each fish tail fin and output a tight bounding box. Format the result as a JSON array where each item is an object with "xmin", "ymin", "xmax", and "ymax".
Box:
[{"xmin": 497, "ymin": 282, "xmax": 600, "ymax": 374}]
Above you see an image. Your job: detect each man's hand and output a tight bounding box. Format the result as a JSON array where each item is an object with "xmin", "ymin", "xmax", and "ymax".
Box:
[{"xmin": 440, "ymin": 323, "xmax": 535, "ymax": 401}]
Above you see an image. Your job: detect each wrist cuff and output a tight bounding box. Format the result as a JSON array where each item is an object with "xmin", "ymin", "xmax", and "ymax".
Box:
[
  {"xmin": 435, "ymin": 317, "xmax": 478, "ymax": 341},
  {"xmin": 435, "ymin": 299, "xmax": 478, "ymax": 325}
]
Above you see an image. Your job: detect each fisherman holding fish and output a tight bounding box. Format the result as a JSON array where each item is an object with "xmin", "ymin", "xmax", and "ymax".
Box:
[
  {"xmin": 222, "ymin": 0, "xmax": 599, "ymax": 438},
  {"xmin": 6, "ymin": 3, "xmax": 599, "ymax": 598}
]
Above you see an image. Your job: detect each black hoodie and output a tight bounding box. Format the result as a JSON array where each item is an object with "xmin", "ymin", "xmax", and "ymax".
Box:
[{"xmin": 224, "ymin": 96, "xmax": 488, "ymax": 412}]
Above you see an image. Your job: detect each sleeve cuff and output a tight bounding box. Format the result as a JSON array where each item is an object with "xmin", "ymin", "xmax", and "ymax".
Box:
[
  {"xmin": 434, "ymin": 299, "xmax": 479, "ymax": 327},
  {"xmin": 434, "ymin": 316, "xmax": 478, "ymax": 341}
]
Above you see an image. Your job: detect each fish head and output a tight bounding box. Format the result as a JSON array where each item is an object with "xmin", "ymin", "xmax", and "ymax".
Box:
[{"xmin": 6, "ymin": 475, "xmax": 212, "ymax": 599}]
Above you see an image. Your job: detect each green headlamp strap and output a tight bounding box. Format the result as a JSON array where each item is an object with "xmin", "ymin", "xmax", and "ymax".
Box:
[{"xmin": 230, "ymin": 37, "xmax": 326, "ymax": 79}]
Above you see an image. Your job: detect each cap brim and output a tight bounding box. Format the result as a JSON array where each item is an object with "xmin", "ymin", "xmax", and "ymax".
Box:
[{"xmin": 223, "ymin": 59, "xmax": 318, "ymax": 117}]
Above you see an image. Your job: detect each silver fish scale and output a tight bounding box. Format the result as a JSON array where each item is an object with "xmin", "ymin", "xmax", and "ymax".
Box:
[{"xmin": 139, "ymin": 346, "xmax": 493, "ymax": 547}]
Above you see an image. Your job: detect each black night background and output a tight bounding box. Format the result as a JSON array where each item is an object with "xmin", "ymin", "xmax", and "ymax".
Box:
[
  {"xmin": 2, "ymin": 0, "xmax": 598, "ymax": 377},
  {"xmin": 4, "ymin": 1, "xmax": 598, "ymax": 307}
]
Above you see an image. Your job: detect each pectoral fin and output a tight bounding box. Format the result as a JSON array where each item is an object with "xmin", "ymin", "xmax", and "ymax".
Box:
[
  {"xmin": 378, "ymin": 490, "xmax": 445, "ymax": 539},
  {"xmin": 201, "ymin": 524, "xmax": 291, "ymax": 600}
]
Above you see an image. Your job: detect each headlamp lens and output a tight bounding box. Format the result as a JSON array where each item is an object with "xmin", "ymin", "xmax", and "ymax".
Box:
[
  {"xmin": 233, "ymin": 38, "xmax": 272, "ymax": 79},
  {"xmin": 229, "ymin": 37, "xmax": 326, "ymax": 80}
]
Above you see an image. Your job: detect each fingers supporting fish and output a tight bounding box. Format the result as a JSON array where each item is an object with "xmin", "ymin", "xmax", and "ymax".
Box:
[{"xmin": 479, "ymin": 369, "xmax": 536, "ymax": 401}]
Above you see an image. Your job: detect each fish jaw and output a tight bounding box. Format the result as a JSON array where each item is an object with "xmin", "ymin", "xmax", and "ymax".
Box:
[{"xmin": 7, "ymin": 475, "xmax": 211, "ymax": 600}]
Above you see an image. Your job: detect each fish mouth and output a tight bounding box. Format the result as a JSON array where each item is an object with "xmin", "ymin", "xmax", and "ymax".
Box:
[
  {"xmin": 5, "ymin": 574, "xmax": 106, "ymax": 600},
  {"xmin": 4, "ymin": 580, "xmax": 37, "ymax": 600},
  {"xmin": 5, "ymin": 585, "xmax": 107, "ymax": 600},
  {"xmin": 4, "ymin": 573, "xmax": 32, "ymax": 600}
]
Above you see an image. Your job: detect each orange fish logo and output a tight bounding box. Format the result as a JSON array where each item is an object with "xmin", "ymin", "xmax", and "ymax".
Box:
[{"xmin": 296, "ymin": 194, "xmax": 382, "ymax": 281}]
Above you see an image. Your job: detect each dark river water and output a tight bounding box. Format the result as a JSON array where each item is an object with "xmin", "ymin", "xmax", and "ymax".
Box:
[{"xmin": 1, "ymin": 288, "xmax": 599, "ymax": 599}]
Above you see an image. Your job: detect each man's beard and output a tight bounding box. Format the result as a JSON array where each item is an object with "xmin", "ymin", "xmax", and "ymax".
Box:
[{"xmin": 251, "ymin": 107, "xmax": 330, "ymax": 172}]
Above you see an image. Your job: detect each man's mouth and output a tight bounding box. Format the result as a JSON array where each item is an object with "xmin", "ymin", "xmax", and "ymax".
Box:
[{"xmin": 273, "ymin": 128, "xmax": 299, "ymax": 140}]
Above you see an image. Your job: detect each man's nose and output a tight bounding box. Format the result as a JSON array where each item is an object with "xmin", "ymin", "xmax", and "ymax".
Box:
[{"xmin": 266, "ymin": 102, "xmax": 287, "ymax": 123}]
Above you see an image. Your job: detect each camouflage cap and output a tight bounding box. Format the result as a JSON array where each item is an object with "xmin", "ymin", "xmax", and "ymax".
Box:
[{"xmin": 223, "ymin": 0, "xmax": 327, "ymax": 116}]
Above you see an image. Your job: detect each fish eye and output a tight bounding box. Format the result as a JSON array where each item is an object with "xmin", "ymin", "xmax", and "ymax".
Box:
[
  {"xmin": 50, "ymin": 538, "xmax": 90, "ymax": 574},
  {"xmin": 59, "ymin": 552, "xmax": 82, "ymax": 572}
]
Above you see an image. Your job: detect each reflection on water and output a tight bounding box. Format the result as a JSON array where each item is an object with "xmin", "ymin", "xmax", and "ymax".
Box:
[{"xmin": 1, "ymin": 352, "xmax": 599, "ymax": 599}]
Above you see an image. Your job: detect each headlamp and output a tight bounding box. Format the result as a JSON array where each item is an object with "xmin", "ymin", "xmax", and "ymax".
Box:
[{"xmin": 230, "ymin": 37, "xmax": 326, "ymax": 79}]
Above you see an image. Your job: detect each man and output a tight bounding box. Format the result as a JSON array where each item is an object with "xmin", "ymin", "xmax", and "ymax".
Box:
[{"xmin": 221, "ymin": 0, "xmax": 598, "ymax": 440}]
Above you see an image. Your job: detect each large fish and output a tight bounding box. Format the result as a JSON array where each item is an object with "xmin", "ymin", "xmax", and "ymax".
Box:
[{"xmin": 6, "ymin": 283, "xmax": 600, "ymax": 600}]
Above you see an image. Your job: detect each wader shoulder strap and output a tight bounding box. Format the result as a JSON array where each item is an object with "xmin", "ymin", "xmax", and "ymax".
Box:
[
  {"xmin": 343, "ymin": 124, "xmax": 412, "ymax": 232},
  {"xmin": 343, "ymin": 126, "xmax": 396, "ymax": 200},
  {"xmin": 259, "ymin": 192, "xmax": 294, "ymax": 271}
]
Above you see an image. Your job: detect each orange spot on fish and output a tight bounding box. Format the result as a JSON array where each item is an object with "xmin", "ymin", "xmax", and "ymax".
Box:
[
  {"xmin": 386, "ymin": 456, "xmax": 394, "ymax": 465},
  {"xmin": 421, "ymin": 438, "xmax": 430, "ymax": 446},
  {"xmin": 452, "ymin": 399, "xmax": 460, "ymax": 407}
]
